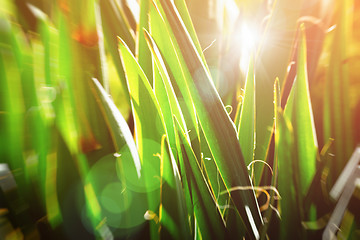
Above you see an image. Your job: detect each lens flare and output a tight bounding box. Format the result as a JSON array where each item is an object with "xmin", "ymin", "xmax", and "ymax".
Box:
[{"xmin": 239, "ymin": 23, "xmax": 261, "ymax": 72}]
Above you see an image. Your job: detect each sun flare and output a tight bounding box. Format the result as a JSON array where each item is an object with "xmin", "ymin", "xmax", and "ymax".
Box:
[{"xmin": 239, "ymin": 22, "xmax": 261, "ymax": 72}]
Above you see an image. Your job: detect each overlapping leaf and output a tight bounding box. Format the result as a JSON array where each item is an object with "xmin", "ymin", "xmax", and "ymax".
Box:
[{"xmin": 154, "ymin": 0, "xmax": 263, "ymax": 238}]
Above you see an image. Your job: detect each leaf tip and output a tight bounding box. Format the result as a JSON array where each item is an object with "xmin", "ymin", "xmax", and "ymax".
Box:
[{"xmin": 117, "ymin": 36, "xmax": 126, "ymax": 47}]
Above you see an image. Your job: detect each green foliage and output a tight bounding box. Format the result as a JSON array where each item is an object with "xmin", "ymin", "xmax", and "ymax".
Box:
[{"xmin": 0, "ymin": 0, "xmax": 359, "ymax": 239}]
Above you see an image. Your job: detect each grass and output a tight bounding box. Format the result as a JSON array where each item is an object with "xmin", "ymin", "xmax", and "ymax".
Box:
[{"xmin": 0, "ymin": 0, "xmax": 359, "ymax": 239}]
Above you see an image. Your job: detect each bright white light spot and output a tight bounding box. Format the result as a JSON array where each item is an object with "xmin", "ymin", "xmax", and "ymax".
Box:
[
  {"xmin": 224, "ymin": 0, "xmax": 240, "ymax": 29},
  {"xmin": 239, "ymin": 23, "xmax": 261, "ymax": 73}
]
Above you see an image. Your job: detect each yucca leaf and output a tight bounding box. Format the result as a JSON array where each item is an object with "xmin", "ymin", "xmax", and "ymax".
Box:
[
  {"xmin": 149, "ymin": 4, "xmax": 230, "ymax": 222},
  {"xmin": 119, "ymin": 37, "xmax": 165, "ymax": 239},
  {"xmin": 145, "ymin": 29, "xmax": 189, "ymax": 159},
  {"xmin": 118, "ymin": 35, "xmax": 165, "ymax": 197},
  {"xmin": 0, "ymin": 18, "xmax": 26, "ymax": 186},
  {"xmin": 198, "ymin": 123, "xmax": 229, "ymax": 213},
  {"xmin": 137, "ymin": 0, "xmax": 152, "ymax": 81},
  {"xmin": 56, "ymin": 13, "xmax": 79, "ymax": 153},
  {"xmin": 175, "ymin": 118, "xmax": 229, "ymax": 240},
  {"xmin": 254, "ymin": 0, "xmax": 305, "ymax": 162},
  {"xmin": 238, "ymin": 57, "xmax": 255, "ymax": 176},
  {"xmin": 100, "ymin": 0, "xmax": 135, "ymax": 52},
  {"xmin": 234, "ymin": 96, "xmax": 243, "ymax": 132},
  {"xmin": 259, "ymin": 78, "xmax": 280, "ymax": 239},
  {"xmin": 159, "ymin": 135, "xmax": 191, "ymax": 239},
  {"xmin": 284, "ymin": 25, "xmax": 318, "ymax": 197},
  {"xmin": 10, "ymin": 14, "xmax": 49, "ymax": 194},
  {"xmin": 91, "ymin": 78, "xmax": 141, "ymax": 176},
  {"xmin": 173, "ymin": 0, "xmax": 208, "ymax": 68},
  {"xmin": 155, "ymin": 1, "xmax": 263, "ymax": 237},
  {"xmin": 32, "ymin": 15, "xmax": 64, "ymax": 227},
  {"xmin": 323, "ymin": 0, "xmax": 354, "ymax": 179},
  {"xmin": 100, "ymin": 0, "xmax": 134, "ymax": 104},
  {"xmin": 53, "ymin": 5, "xmax": 105, "ymax": 161},
  {"xmin": 144, "ymin": 32, "xmax": 225, "ymax": 215},
  {"xmin": 276, "ymin": 108, "xmax": 303, "ymax": 239},
  {"xmin": 149, "ymin": 2, "xmax": 201, "ymax": 160}
]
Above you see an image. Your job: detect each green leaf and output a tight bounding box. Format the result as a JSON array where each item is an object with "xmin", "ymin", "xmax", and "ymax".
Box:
[
  {"xmin": 323, "ymin": 0, "xmax": 354, "ymax": 178},
  {"xmin": 0, "ymin": 18, "xmax": 26, "ymax": 185},
  {"xmin": 56, "ymin": 14, "xmax": 79, "ymax": 153},
  {"xmin": 118, "ymin": 38, "xmax": 165, "ymax": 239},
  {"xmin": 175, "ymin": 119, "xmax": 228, "ymax": 240},
  {"xmin": 145, "ymin": 29, "xmax": 189, "ymax": 160},
  {"xmin": 100, "ymin": 0, "xmax": 134, "ymax": 104},
  {"xmin": 155, "ymin": 0, "xmax": 263, "ymax": 237},
  {"xmin": 234, "ymin": 97, "xmax": 243, "ymax": 132},
  {"xmin": 58, "ymin": 9, "xmax": 114, "ymax": 158},
  {"xmin": 284, "ymin": 25, "xmax": 318, "ymax": 197},
  {"xmin": 238, "ymin": 57, "xmax": 255, "ymax": 176},
  {"xmin": 118, "ymin": 36, "xmax": 164, "ymax": 192},
  {"xmin": 276, "ymin": 108, "xmax": 303, "ymax": 239},
  {"xmin": 259, "ymin": 78, "xmax": 280, "ymax": 239},
  {"xmin": 159, "ymin": 135, "xmax": 191, "ymax": 239},
  {"xmin": 146, "ymin": 25, "xmax": 228, "ymax": 222},
  {"xmin": 91, "ymin": 78, "xmax": 141, "ymax": 177},
  {"xmin": 148, "ymin": 2, "xmax": 201, "ymax": 160},
  {"xmin": 254, "ymin": 0, "xmax": 305, "ymax": 163},
  {"xmin": 173, "ymin": 0, "xmax": 208, "ymax": 68},
  {"xmin": 137, "ymin": 0, "xmax": 152, "ymax": 81}
]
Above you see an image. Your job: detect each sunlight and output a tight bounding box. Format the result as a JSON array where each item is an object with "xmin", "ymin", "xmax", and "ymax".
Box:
[{"xmin": 239, "ymin": 22, "xmax": 261, "ymax": 72}]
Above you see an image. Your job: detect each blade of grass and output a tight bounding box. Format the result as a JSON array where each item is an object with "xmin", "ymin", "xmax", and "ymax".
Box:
[
  {"xmin": 175, "ymin": 118, "xmax": 229, "ymax": 240},
  {"xmin": 146, "ymin": 29, "xmax": 189, "ymax": 161},
  {"xmin": 59, "ymin": 1, "xmax": 116, "ymax": 161},
  {"xmin": 276, "ymin": 108, "xmax": 303, "ymax": 239},
  {"xmin": 30, "ymin": 15, "xmax": 64, "ymax": 226},
  {"xmin": 119, "ymin": 37, "xmax": 166, "ymax": 239},
  {"xmin": 173, "ymin": 0, "xmax": 209, "ymax": 69},
  {"xmin": 137, "ymin": 0, "xmax": 152, "ymax": 81},
  {"xmin": 259, "ymin": 78, "xmax": 279, "ymax": 239},
  {"xmin": 100, "ymin": 0, "xmax": 134, "ymax": 105},
  {"xmin": 91, "ymin": 78, "xmax": 141, "ymax": 176},
  {"xmin": 0, "ymin": 18, "xmax": 26, "ymax": 189},
  {"xmin": 146, "ymin": 28, "xmax": 230, "ymax": 226},
  {"xmin": 284, "ymin": 25, "xmax": 318, "ymax": 197},
  {"xmin": 254, "ymin": 0, "xmax": 305, "ymax": 165},
  {"xmin": 118, "ymin": 37, "xmax": 164, "ymax": 190},
  {"xmin": 159, "ymin": 135, "xmax": 191, "ymax": 239},
  {"xmin": 323, "ymin": 0, "xmax": 354, "ymax": 180},
  {"xmin": 155, "ymin": 1, "xmax": 263, "ymax": 237},
  {"xmin": 238, "ymin": 56, "xmax": 256, "ymax": 177},
  {"xmin": 149, "ymin": 2, "xmax": 201, "ymax": 160}
]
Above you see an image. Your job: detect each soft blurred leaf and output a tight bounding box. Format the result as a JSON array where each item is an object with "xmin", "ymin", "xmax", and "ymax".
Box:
[
  {"xmin": 323, "ymin": 0, "xmax": 354, "ymax": 179},
  {"xmin": 100, "ymin": 0, "xmax": 134, "ymax": 104}
]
